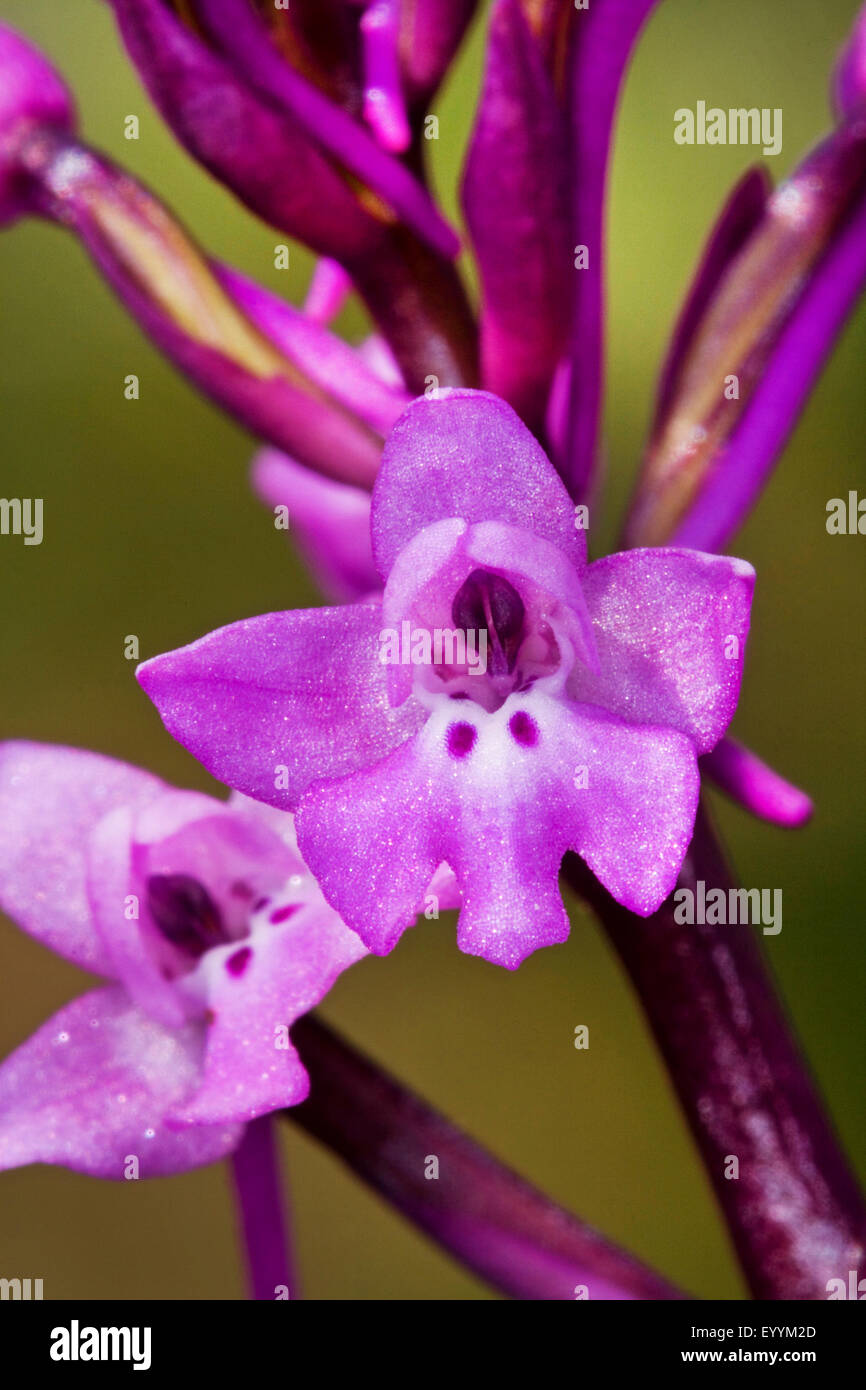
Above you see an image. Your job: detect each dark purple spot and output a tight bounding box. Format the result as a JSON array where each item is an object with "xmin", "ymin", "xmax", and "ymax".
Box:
[
  {"xmin": 449, "ymin": 691, "xmax": 470, "ymax": 700},
  {"xmin": 146, "ymin": 873, "xmax": 227, "ymax": 960},
  {"xmin": 204, "ymin": 1008, "xmax": 216, "ymax": 1025},
  {"xmin": 252, "ymin": 897, "xmax": 271, "ymax": 913},
  {"xmin": 226, "ymin": 946, "xmax": 253, "ymax": 978},
  {"xmin": 269, "ymin": 904, "xmax": 300, "ymax": 926},
  {"xmin": 447, "ymin": 721, "xmax": 477, "ymax": 759},
  {"xmin": 452, "ymin": 568, "xmax": 525, "ymax": 676},
  {"xmin": 230, "ymin": 879, "xmax": 253, "ymax": 900},
  {"xmin": 509, "ymin": 711, "xmax": 539, "ymax": 747}
]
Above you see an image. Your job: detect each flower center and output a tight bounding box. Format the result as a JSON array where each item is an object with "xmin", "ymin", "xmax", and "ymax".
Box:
[
  {"xmin": 451, "ymin": 568, "xmax": 525, "ymax": 678},
  {"xmin": 145, "ymin": 873, "xmax": 230, "ymax": 962},
  {"xmin": 144, "ymin": 868, "xmax": 313, "ymax": 989},
  {"xmin": 415, "ymin": 567, "xmax": 562, "ymax": 712}
]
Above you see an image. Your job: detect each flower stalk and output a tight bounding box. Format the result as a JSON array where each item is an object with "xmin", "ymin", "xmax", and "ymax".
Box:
[
  {"xmin": 229, "ymin": 1114, "xmax": 297, "ymax": 1301},
  {"xmin": 564, "ymin": 807, "xmax": 866, "ymax": 1300},
  {"xmin": 288, "ymin": 1013, "xmax": 686, "ymax": 1301}
]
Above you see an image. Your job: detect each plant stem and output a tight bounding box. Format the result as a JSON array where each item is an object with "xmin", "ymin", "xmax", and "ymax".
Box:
[
  {"xmin": 353, "ymin": 228, "xmax": 480, "ymax": 393},
  {"xmin": 563, "ymin": 804, "xmax": 866, "ymax": 1300},
  {"xmin": 287, "ymin": 1013, "xmax": 685, "ymax": 1300},
  {"xmin": 229, "ymin": 1114, "xmax": 297, "ymax": 1301}
]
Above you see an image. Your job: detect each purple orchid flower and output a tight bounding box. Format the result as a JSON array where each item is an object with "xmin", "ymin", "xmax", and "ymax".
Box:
[
  {"xmin": 0, "ymin": 741, "xmax": 368, "ymax": 1177},
  {"xmin": 2, "ymin": 0, "xmax": 866, "ymax": 1305},
  {"xmin": 138, "ymin": 388, "xmax": 754, "ymax": 969}
]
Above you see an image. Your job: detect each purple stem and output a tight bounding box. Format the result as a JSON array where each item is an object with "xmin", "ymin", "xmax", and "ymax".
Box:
[
  {"xmin": 229, "ymin": 1113, "xmax": 297, "ymax": 1301},
  {"xmin": 288, "ymin": 1014, "xmax": 686, "ymax": 1300},
  {"xmin": 564, "ymin": 806, "xmax": 866, "ymax": 1300}
]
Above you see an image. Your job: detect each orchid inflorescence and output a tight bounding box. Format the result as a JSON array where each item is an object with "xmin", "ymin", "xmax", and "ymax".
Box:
[{"xmin": 0, "ymin": 0, "xmax": 865, "ymax": 1302}]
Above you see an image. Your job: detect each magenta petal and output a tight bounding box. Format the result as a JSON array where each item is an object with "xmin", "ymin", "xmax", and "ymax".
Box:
[
  {"xmin": 671, "ymin": 184, "xmax": 866, "ymax": 552},
  {"xmin": 302, "ymin": 257, "xmax": 353, "ymax": 326},
  {"xmin": 702, "ymin": 738, "xmax": 813, "ymax": 828},
  {"xmin": 297, "ymin": 691, "xmax": 699, "ymax": 968},
  {"xmin": 294, "ymin": 733, "xmax": 450, "ymax": 959},
  {"xmin": 88, "ymin": 791, "xmax": 297, "ymax": 1026},
  {"xmin": 0, "ymin": 23, "xmax": 74, "ymax": 226},
  {"xmin": 217, "ymin": 265, "xmax": 409, "ymax": 437},
  {"xmin": 835, "ymin": 5, "xmax": 866, "ymax": 120},
  {"xmin": 107, "ymin": 0, "xmax": 380, "ymax": 263},
  {"xmin": 170, "ymin": 907, "xmax": 367, "ymax": 1126},
  {"xmin": 398, "ymin": 1, "xmax": 478, "ymax": 106},
  {"xmin": 0, "ymin": 742, "xmax": 164, "ymax": 975},
  {"xmin": 87, "ymin": 804, "xmax": 186, "ymax": 1029},
  {"xmin": 565, "ymin": 0, "xmax": 661, "ymax": 498},
  {"xmin": 251, "ymin": 448, "xmax": 379, "ymax": 603},
  {"xmin": 361, "ymin": 0, "xmax": 411, "ymax": 152},
  {"xmin": 0, "ymin": 988, "xmax": 242, "ymax": 1177},
  {"xmin": 461, "ymin": 0, "xmax": 571, "ymax": 427},
  {"xmin": 192, "ymin": 0, "xmax": 459, "ymax": 259},
  {"xmin": 572, "ymin": 548, "xmax": 754, "ymax": 755},
  {"xmin": 137, "ymin": 604, "xmax": 424, "ymax": 808},
  {"xmin": 371, "ymin": 390, "xmax": 586, "ymax": 578}
]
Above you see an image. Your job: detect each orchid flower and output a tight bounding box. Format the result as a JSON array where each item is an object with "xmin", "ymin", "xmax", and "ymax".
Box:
[
  {"xmin": 1, "ymin": 0, "xmax": 866, "ymax": 1303},
  {"xmin": 138, "ymin": 388, "xmax": 754, "ymax": 969},
  {"xmin": 0, "ymin": 741, "xmax": 367, "ymax": 1177}
]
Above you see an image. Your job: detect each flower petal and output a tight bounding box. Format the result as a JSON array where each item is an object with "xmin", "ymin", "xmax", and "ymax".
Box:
[
  {"xmin": 0, "ymin": 988, "xmax": 241, "ymax": 1177},
  {"xmin": 371, "ymin": 389, "xmax": 586, "ymax": 578},
  {"xmin": 87, "ymin": 791, "xmax": 298, "ymax": 1026},
  {"xmin": 296, "ymin": 686, "xmax": 699, "ymax": 968},
  {"xmin": 397, "ymin": 0, "xmax": 478, "ymax": 109},
  {"xmin": 107, "ymin": 0, "xmax": 383, "ymax": 262},
  {"xmin": 0, "ymin": 23, "xmax": 74, "ymax": 226},
  {"xmin": 701, "ymin": 737, "xmax": 813, "ymax": 828},
  {"xmin": 571, "ymin": 548, "xmax": 754, "ymax": 755},
  {"xmin": 564, "ymin": 0, "xmax": 662, "ymax": 497},
  {"xmin": 627, "ymin": 117, "xmax": 866, "ymax": 549},
  {"xmin": 0, "ymin": 742, "xmax": 164, "ymax": 974},
  {"xmin": 169, "ymin": 905, "xmax": 367, "ymax": 1126},
  {"xmin": 218, "ymin": 265, "xmax": 409, "ymax": 437},
  {"xmin": 652, "ymin": 166, "xmax": 770, "ymax": 431},
  {"xmin": 671, "ymin": 181, "xmax": 866, "ymax": 552},
  {"xmin": 251, "ymin": 448, "xmax": 379, "ymax": 604},
  {"xmin": 461, "ymin": 0, "xmax": 571, "ymax": 427},
  {"xmin": 137, "ymin": 604, "xmax": 424, "ymax": 808},
  {"xmin": 834, "ymin": 4, "xmax": 866, "ymax": 121},
  {"xmin": 191, "ymin": 0, "xmax": 460, "ymax": 259}
]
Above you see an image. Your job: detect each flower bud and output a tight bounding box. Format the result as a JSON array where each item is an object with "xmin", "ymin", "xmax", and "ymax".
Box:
[{"xmin": 0, "ymin": 25, "xmax": 75, "ymax": 226}]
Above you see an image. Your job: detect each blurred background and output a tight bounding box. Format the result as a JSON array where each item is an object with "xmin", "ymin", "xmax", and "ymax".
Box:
[{"xmin": 0, "ymin": 0, "xmax": 863, "ymax": 1300}]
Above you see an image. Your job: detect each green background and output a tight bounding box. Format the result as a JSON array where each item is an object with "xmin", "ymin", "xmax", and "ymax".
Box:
[{"xmin": 0, "ymin": 0, "xmax": 863, "ymax": 1300}]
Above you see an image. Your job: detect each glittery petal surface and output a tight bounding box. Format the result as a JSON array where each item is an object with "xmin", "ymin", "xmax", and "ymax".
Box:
[
  {"xmin": 137, "ymin": 603, "xmax": 425, "ymax": 809},
  {"xmin": 370, "ymin": 390, "xmax": 586, "ymax": 579},
  {"xmin": 296, "ymin": 686, "xmax": 699, "ymax": 968},
  {"xmin": 0, "ymin": 741, "xmax": 165, "ymax": 975},
  {"xmin": 169, "ymin": 906, "xmax": 368, "ymax": 1127},
  {"xmin": 571, "ymin": 548, "xmax": 755, "ymax": 754},
  {"xmin": 0, "ymin": 987, "xmax": 242, "ymax": 1178},
  {"xmin": 251, "ymin": 447, "xmax": 379, "ymax": 604}
]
